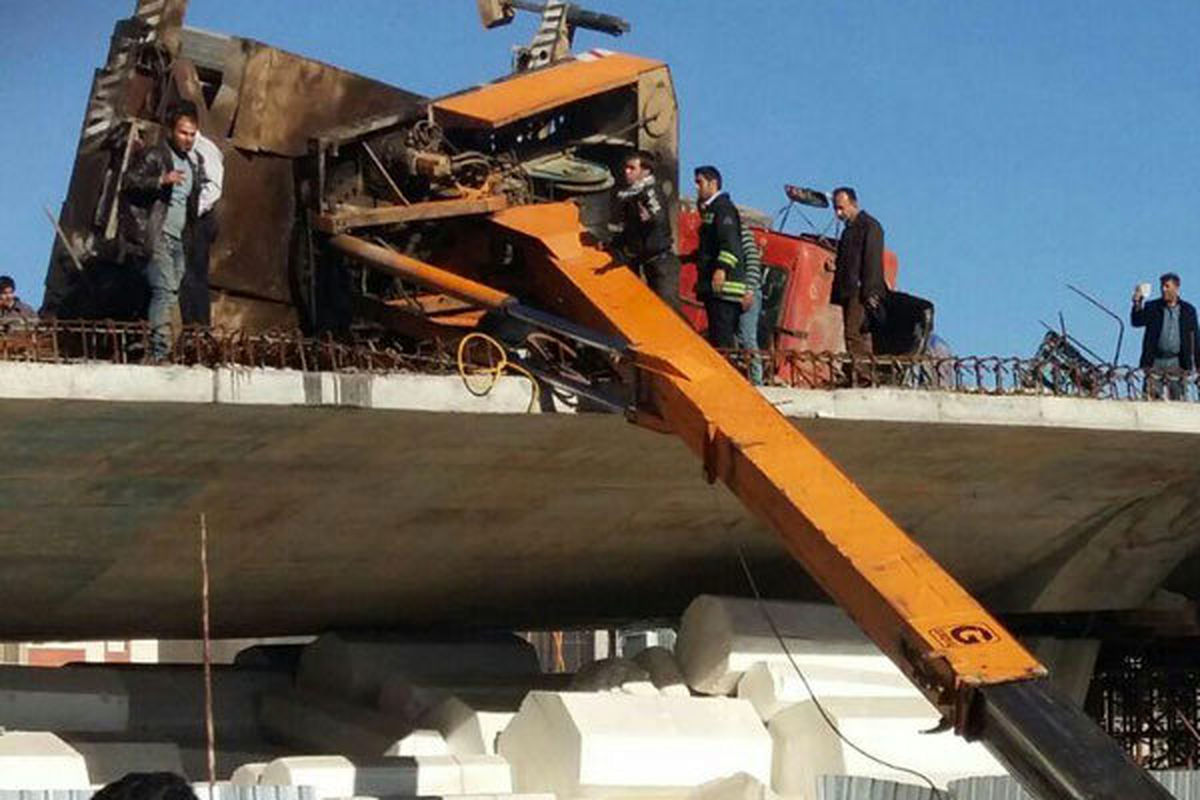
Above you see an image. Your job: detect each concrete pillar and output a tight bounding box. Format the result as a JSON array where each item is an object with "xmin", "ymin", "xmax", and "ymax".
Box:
[
  {"xmin": 297, "ymin": 633, "xmax": 541, "ymax": 704},
  {"xmin": 110, "ymin": 664, "xmax": 291, "ymax": 741},
  {"xmin": 258, "ymin": 688, "xmax": 418, "ymax": 757},
  {"xmin": 0, "ymin": 664, "xmax": 128, "ymax": 732}
]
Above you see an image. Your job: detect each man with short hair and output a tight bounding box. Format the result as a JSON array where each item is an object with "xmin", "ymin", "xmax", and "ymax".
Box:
[
  {"xmin": 121, "ymin": 102, "xmax": 207, "ymax": 359},
  {"xmin": 180, "ymin": 129, "xmax": 223, "ymax": 327},
  {"xmin": 691, "ymin": 165, "xmax": 746, "ymax": 349},
  {"xmin": 613, "ymin": 150, "xmax": 680, "ymax": 313},
  {"xmin": 1132, "ymin": 272, "xmax": 1197, "ymax": 399},
  {"xmin": 829, "ymin": 187, "xmax": 886, "ymax": 359},
  {"xmin": 0, "ymin": 275, "xmax": 37, "ymax": 327}
]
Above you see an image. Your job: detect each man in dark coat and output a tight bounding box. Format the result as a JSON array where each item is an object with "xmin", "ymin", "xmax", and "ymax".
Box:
[
  {"xmin": 612, "ymin": 150, "xmax": 680, "ymax": 313},
  {"xmin": 120, "ymin": 102, "xmax": 206, "ymax": 360},
  {"xmin": 689, "ymin": 165, "xmax": 747, "ymax": 349},
  {"xmin": 1132, "ymin": 272, "xmax": 1197, "ymax": 399},
  {"xmin": 828, "ymin": 187, "xmax": 886, "ymax": 358}
]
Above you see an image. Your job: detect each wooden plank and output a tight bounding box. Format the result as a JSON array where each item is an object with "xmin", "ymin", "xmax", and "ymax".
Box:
[{"xmin": 311, "ymin": 195, "xmax": 509, "ymax": 233}]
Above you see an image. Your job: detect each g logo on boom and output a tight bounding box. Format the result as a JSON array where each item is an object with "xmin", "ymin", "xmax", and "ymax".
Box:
[
  {"xmin": 950, "ymin": 624, "xmax": 996, "ymax": 645},
  {"xmin": 930, "ymin": 623, "xmax": 999, "ymax": 648}
]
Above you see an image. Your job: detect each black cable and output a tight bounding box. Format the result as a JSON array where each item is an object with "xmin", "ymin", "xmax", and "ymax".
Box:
[{"xmin": 710, "ymin": 490, "xmax": 946, "ymax": 797}]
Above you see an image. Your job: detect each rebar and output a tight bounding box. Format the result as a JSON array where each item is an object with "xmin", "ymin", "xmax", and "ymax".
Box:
[{"xmin": 3, "ymin": 321, "xmax": 1198, "ymax": 403}]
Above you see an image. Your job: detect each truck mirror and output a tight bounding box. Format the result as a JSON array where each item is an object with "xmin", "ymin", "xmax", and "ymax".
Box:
[{"xmin": 784, "ymin": 185, "xmax": 829, "ymax": 208}]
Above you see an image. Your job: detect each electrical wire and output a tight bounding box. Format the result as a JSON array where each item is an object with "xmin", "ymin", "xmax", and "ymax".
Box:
[
  {"xmin": 456, "ymin": 331, "xmax": 540, "ymax": 412},
  {"xmin": 711, "ymin": 490, "xmax": 947, "ymax": 798}
]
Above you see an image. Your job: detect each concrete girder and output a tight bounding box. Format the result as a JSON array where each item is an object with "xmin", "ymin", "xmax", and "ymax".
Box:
[
  {"xmin": 991, "ymin": 478, "xmax": 1200, "ymax": 613},
  {"xmin": 988, "ymin": 479, "xmax": 1200, "ymax": 703},
  {"xmin": 4, "ymin": 363, "xmax": 1200, "ymax": 639}
]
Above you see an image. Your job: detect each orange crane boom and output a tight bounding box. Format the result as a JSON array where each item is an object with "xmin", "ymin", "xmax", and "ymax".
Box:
[{"xmin": 483, "ymin": 201, "xmax": 1170, "ymax": 800}]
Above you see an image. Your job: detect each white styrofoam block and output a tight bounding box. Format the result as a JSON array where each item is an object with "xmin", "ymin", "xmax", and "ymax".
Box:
[
  {"xmin": 618, "ymin": 680, "xmax": 660, "ymax": 696},
  {"xmin": 689, "ymin": 772, "xmax": 778, "ymax": 800},
  {"xmin": 456, "ymin": 753, "xmax": 515, "ymax": 793},
  {"xmin": 68, "ymin": 740, "xmax": 185, "ymax": 785},
  {"xmin": 384, "ymin": 729, "xmax": 449, "ymax": 757},
  {"xmin": 260, "ymin": 755, "xmax": 465, "ymax": 800},
  {"xmin": 422, "ymin": 696, "xmax": 517, "ymax": 755},
  {"xmin": 0, "ymin": 731, "xmax": 90, "ymax": 790},
  {"xmin": 407, "ymin": 755, "xmax": 465, "ymax": 796},
  {"xmin": 191, "ymin": 782, "xmax": 238, "ymax": 800},
  {"xmin": 260, "ymin": 755, "xmax": 357, "ymax": 798},
  {"xmin": 736, "ymin": 658, "xmax": 915, "ymax": 722},
  {"xmin": 230, "ymin": 762, "xmax": 267, "ymax": 785},
  {"xmin": 633, "ymin": 647, "xmax": 690, "ymax": 697},
  {"xmin": 298, "ymin": 633, "xmax": 540, "ymax": 703},
  {"xmin": 499, "ymin": 691, "xmax": 772, "ymax": 799},
  {"xmin": 768, "ymin": 697, "xmax": 1006, "ymax": 796},
  {"xmin": 0, "ymin": 665, "xmax": 129, "ymax": 733},
  {"xmin": 675, "ymin": 596, "xmax": 877, "ymax": 696}
]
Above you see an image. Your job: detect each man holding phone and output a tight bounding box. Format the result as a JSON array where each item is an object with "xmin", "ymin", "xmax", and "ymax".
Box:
[{"xmin": 1131, "ymin": 272, "xmax": 1197, "ymax": 399}]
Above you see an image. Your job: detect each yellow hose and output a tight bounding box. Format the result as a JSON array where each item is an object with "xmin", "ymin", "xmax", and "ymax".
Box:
[{"xmin": 456, "ymin": 332, "xmax": 540, "ymax": 413}]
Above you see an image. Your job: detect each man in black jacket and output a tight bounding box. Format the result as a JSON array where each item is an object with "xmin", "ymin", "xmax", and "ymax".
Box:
[
  {"xmin": 829, "ymin": 187, "xmax": 886, "ymax": 358},
  {"xmin": 120, "ymin": 102, "xmax": 206, "ymax": 360},
  {"xmin": 613, "ymin": 150, "xmax": 680, "ymax": 313},
  {"xmin": 689, "ymin": 165, "xmax": 746, "ymax": 349},
  {"xmin": 1132, "ymin": 272, "xmax": 1197, "ymax": 399}
]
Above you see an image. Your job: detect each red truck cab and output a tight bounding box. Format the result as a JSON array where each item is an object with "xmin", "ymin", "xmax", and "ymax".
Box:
[{"xmin": 677, "ymin": 201, "xmax": 899, "ymax": 382}]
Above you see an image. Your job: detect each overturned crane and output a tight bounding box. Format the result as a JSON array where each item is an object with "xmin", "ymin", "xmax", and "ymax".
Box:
[{"xmin": 33, "ymin": 2, "xmax": 1175, "ymax": 798}]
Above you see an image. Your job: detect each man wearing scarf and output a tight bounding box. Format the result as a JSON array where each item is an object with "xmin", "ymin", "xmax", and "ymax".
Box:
[{"xmin": 612, "ymin": 150, "xmax": 681, "ymax": 313}]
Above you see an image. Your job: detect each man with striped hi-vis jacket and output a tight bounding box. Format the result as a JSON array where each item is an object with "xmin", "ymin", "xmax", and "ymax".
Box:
[
  {"xmin": 689, "ymin": 165, "xmax": 746, "ymax": 349},
  {"xmin": 736, "ymin": 225, "xmax": 765, "ymax": 384}
]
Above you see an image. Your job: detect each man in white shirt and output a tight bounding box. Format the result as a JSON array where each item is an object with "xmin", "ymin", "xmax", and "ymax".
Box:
[{"xmin": 181, "ymin": 130, "xmax": 223, "ymax": 326}]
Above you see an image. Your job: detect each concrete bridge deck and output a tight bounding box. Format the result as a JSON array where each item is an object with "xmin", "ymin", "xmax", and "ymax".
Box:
[{"xmin": 2, "ymin": 361, "xmax": 1198, "ymax": 639}]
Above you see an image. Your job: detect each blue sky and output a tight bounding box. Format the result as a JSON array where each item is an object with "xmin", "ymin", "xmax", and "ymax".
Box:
[{"xmin": 2, "ymin": 1, "xmax": 1197, "ymax": 359}]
